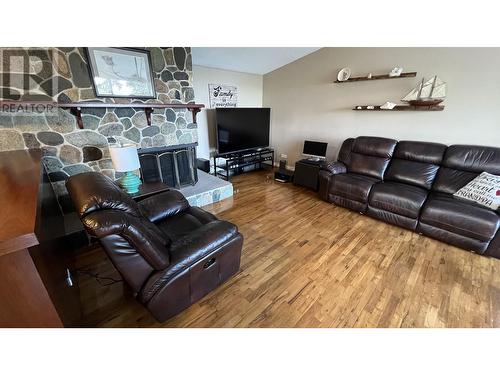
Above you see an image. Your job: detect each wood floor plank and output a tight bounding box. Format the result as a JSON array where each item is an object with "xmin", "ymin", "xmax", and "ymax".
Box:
[{"xmin": 75, "ymin": 170, "xmax": 500, "ymax": 327}]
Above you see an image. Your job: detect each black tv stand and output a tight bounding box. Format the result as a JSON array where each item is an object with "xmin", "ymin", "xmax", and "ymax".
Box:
[{"xmin": 213, "ymin": 148, "xmax": 275, "ymax": 181}]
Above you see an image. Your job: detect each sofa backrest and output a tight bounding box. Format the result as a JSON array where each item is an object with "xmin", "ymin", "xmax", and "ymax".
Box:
[
  {"xmin": 337, "ymin": 138, "xmax": 355, "ymax": 165},
  {"xmin": 432, "ymin": 145, "xmax": 500, "ymax": 194},
  {"xmin": 346, "ymin": 136, "xmax": 397, "ymax": 179},
  {"xmin": 385, "ymin": 141, "xmax": 447, "ymax": 190}
]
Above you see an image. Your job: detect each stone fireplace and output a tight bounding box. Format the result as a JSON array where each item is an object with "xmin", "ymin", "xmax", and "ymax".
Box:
[{"xmin": 0, "ymin": 47, "xmax": 198, "ymax": 212}]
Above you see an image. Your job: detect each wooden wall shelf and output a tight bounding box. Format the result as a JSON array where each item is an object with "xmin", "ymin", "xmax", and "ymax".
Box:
[
  {"xmin": 353, "ymin": 105, "xmax": 444, "ymax": 111},
  {"xmin": 60, "ymin": 102, "xmax": 204, "ymax": 129},
  {"xmin": 335, "ymin": 72, "xmax": 417, "ymax": 83},
  {"xmin": 0, "ymin": 101, "xmax": 205, "ymax": 129}
]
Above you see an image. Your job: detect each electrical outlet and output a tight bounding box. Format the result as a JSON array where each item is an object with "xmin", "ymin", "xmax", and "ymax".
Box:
[{"xmin": 280, "ymin": 154, "xmax": 288, "ymax": 159}]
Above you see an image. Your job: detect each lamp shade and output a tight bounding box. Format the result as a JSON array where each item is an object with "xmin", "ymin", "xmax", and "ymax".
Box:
[{"xmin": 109, "ymin": 144, "xmax": 140, "ymax": 172}]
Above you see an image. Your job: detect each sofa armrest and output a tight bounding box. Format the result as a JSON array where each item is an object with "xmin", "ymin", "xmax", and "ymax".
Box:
[
  {"xmin": 138, "ymin": 190, "xmax": 190, "ymax": 222},
  {"xmin": 318, "ymin": 162, "xmax": 346, "ymax": 201},
  {"xmin": 321, "ymin": 161, "xmax": 347, "ymax": 175}
]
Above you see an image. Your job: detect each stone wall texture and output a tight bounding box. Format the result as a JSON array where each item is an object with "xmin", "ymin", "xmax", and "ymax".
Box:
[{"xmin": 0, "ymin": 47, "xmax": 196, "ymax": 204}]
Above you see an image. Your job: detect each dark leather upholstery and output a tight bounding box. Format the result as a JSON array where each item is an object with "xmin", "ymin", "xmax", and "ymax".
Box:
[
  {"xmin": 385, "ymin": 141, "xmax": 446, "ymax": 190},
  {"xmin": 319, "ymin": 136, "xmax": 500, "ymax": 259},
  {"xmin": 432, "ymin": 145, "xmax": 500, "ymax": 194},
  {"xmin": 319, "ymin": 136, "xmax": 397, "ymax": 211},
  {"xmin": 348, "ymin": 136, "xmax": 397, "ymax": 179},
  {"xmin": 331, "ymin": 173, "xmax": 378, "ymax": 206},
  {"xmin": 419, "ymin": 193, "xmax": 500, "ymax": 243},
  {"xmin": 369, "ymin": 182, "xmax": 428, "ymax": 219},
  {"xmin": 66, "ymin": 172, "xmax": 243, "ymax": 322}
]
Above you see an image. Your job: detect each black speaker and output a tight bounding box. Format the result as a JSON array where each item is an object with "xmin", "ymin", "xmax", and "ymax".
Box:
[
  {"xmin": 197, "ymin": 158, "xmax": 210, "ymax": 173},
  {"xmin": 279, "ymin": 159, "xmax": 287, "ymax": 171}
]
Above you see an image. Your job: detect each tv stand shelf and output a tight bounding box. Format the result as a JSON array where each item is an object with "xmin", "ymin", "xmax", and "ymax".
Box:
[{"xmin": 213, "ymin": 148, "xmax": 275, "ymax": 181}]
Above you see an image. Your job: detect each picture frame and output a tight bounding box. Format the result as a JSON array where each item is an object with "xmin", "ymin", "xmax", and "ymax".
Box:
[{"xmin": 86, "ymin": 47, "xmax": 157, "ymax": 99}]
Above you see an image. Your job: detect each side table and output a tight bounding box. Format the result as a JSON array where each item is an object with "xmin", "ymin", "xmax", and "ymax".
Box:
[{"xmin": 293, "ymin": 159, "xmax": 325, "ymax": 191}]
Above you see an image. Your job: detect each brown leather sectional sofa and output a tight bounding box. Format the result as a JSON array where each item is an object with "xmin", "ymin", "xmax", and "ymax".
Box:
[
  {"xmin": 66, "ymin": 172, "xmax": 243, "ymax": 322},
  {"xmin": 319, "ymin": 136, "xmax": 500, "ymax": 258}
]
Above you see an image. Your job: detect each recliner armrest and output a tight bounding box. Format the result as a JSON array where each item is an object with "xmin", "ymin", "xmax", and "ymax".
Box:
[
  {"xmin": 138, "ymin": 220, "xmax": 240, "ymax": 302},
  {"xmin": 83, "ymin": 210, "xmax": 170, "ymax": 270},
  {"xmin": 138, "ymin": 190, "xmax": 190, "ymax": 222},
  {"xmin": 321, "ymin": 161, "xmax": 347, "ymax": 175}
]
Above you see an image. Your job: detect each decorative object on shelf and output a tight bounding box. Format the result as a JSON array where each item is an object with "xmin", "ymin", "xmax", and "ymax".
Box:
[
  {"xmin": 86, "ymin": 47, "xmax": 156, "ymax": 99},
  {"xmin": 367, "ymin": 73, "xmax": 373, "ymax": 79},
  {"xmin": 109, "ymin": 143, "xmax": 142, "ymax": 194},
  {"xmin": 389, "ymin": 67, "xmax": 403, "ymax": 77},
  {"xmin": 334, "ymin": 71, "xmax": 416, "ymax": 83},
  {"xmin": 401, "ymin": 76, "xmax": 446, "ymax": 106},
  {"xmin": 337, "ymin": 67, "xmax": 351, "ymax": 82},
  {"xmin": 381, "ymin": 101, "xmax": 397, "ymax": 109},
  {"xmin": 353, "ymin": 105, "xmax": 444, "ymax": 111},
  {"xmin": 208, "ymin": 84, "xmax": 238, "ymax": 108}
]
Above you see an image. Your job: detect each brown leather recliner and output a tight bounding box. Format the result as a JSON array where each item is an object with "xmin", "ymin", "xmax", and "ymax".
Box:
[
  {"xmin": 66, "ymin": 172, "xmax": 243, "ymax": 322},
  {"xmin": 319, "ymin": 136, "xmax": 500, "ymax": 259}
]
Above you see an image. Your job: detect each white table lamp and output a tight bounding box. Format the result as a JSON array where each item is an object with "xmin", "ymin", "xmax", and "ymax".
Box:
[{"xmin": 109, "ymin": 143, "xmax": 142, "ymax": 194}]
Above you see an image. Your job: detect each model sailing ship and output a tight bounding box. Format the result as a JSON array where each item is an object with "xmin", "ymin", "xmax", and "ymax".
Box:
[{"xmin": 401, "ymin": 76, "xmax": 446, "ymax": 106}]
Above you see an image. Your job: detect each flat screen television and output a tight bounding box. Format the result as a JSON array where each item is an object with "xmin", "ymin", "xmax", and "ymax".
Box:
[{"xmin": 216, "ymin": 108, "xmax": 270, "ymax": 155}]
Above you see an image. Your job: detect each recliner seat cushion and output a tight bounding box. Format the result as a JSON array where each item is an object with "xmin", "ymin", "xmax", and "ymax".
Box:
[
  {"xmin": 331, "ymin": 173, "xmax": 378, "ymax": 203},
  {"xmin": 420, "ymin": 193, "xmax": 500, "ymax": 242},
  {"xmin": 369, "ymin": 182, "xmax": 428, "ymax": 219},
  {"xmin": 157, "ymin": 206, "xmax": 218, "ymax": 241}
]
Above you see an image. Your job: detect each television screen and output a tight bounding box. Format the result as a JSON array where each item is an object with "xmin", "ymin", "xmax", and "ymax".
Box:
[
  {"xmin": 303, "ymin": 140, "xmax": 328, "ymax": 157},
  {"xmin": 216, "ymin": 108, "xmax": 270, "ymax": 154}
]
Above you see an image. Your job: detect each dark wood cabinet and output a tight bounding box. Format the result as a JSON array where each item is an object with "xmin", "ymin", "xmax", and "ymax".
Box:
[{"xmin": 0, "ymin": 149, "xmax": 82, "ymax": 327}]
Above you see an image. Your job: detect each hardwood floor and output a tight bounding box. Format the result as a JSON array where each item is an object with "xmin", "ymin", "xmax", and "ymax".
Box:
[{"xmin": 75, "ymin": 170, "xmax": 500, "ymax": 327}]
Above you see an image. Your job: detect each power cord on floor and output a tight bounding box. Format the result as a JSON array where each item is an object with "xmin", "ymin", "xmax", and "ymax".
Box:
[{"xmin": 76, "ymin": 268, "xmax": 123, "ymax": 286}]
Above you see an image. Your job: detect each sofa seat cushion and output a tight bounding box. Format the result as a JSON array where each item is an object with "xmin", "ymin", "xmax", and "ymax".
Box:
[
  {"xmin": 369, "ymin": 182, "xmax": 429, "ymax": 219},
  {"xmin": 157, "ymin": 206, "xmax": 218, "ymax": 241},
  {"xmin": 420, "ymin": 193, "xmax": 500, "ymax": 242},
  {"xmin": 331, "ymin": 173, "xmax": 379, "ymax": 203}
]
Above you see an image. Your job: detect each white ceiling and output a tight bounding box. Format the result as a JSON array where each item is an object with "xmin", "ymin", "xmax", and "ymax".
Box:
[{"xmin": 191, "ymin": 47, "xmax": 320, "ymax": 75}]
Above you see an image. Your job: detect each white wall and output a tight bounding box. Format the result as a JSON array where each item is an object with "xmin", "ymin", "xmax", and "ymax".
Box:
[
  {"xmin": 263, "ymin": 48, "xmax": 500, "ymax": 165},
  {"xmin": 192, "ymin": 65, "xmax": 263, "ymax": 160}
]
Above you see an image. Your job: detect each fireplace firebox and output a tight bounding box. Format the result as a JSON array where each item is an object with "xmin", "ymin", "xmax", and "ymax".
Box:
[{"xmin": 138, "ymin": 143, "xmax": 198, "ymax": 188}]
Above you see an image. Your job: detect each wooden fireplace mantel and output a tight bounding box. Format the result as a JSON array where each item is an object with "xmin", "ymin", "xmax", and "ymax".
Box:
[{"xmin": 0, "ymin": 101, "xmax": 205, "ymax": 129}]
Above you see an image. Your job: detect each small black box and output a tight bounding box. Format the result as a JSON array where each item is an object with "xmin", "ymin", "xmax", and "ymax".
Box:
[
  {"xmin": 197, "ymin": 158, "xmax": 210, "ymax": 173},
  {"xmin": 274, "ymin": 170, "xmax": 294, "ymax": 183}
]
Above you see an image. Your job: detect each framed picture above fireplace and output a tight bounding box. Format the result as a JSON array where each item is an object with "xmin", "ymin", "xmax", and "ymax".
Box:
[{"xmin": 86, "ymin": 47, "xmax": 156, "ymax": 98}]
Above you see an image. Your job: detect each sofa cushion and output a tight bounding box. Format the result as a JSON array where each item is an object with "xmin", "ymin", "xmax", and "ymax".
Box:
[
  {"xmin": 385, "ymin": 159, "xmax": 440, "ymax": 190},
  {"xmin": 347, "ymin": 136, "xmax": 397, "ymax": 179},
  {"xmin": 385, "ymin": 141, "xmax": 446, "ymax": 190},
  {"xmin": 420, "ymin": 193, "xmax": 500, "ymax": 242},
  {"xmin": 352, "ymin": 136, "xmax": 398, "ymax": 158},
  {"xmin": 369, "ymin": 182, "xmax": 428, "ymax": 219},
  {"xmin": 432, "ymin": 144, "xmax": 500, "ymax": 194},
  {"xmin": 331, "ymin": 173, "xmax": 379, "ymax": 203},
  {"xmin": 393, "ymin": 141, "xmax": 447, "ymax": 164}
]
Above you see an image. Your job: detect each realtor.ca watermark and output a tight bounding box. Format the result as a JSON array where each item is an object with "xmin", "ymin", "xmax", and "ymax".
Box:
[
  {"xmin": 0, "ymin": 101, "xmax": 58, "ymax": 114},
  {"xmin": 0, "ymin": 48, "xmax": 62, "ymax": 117}
]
